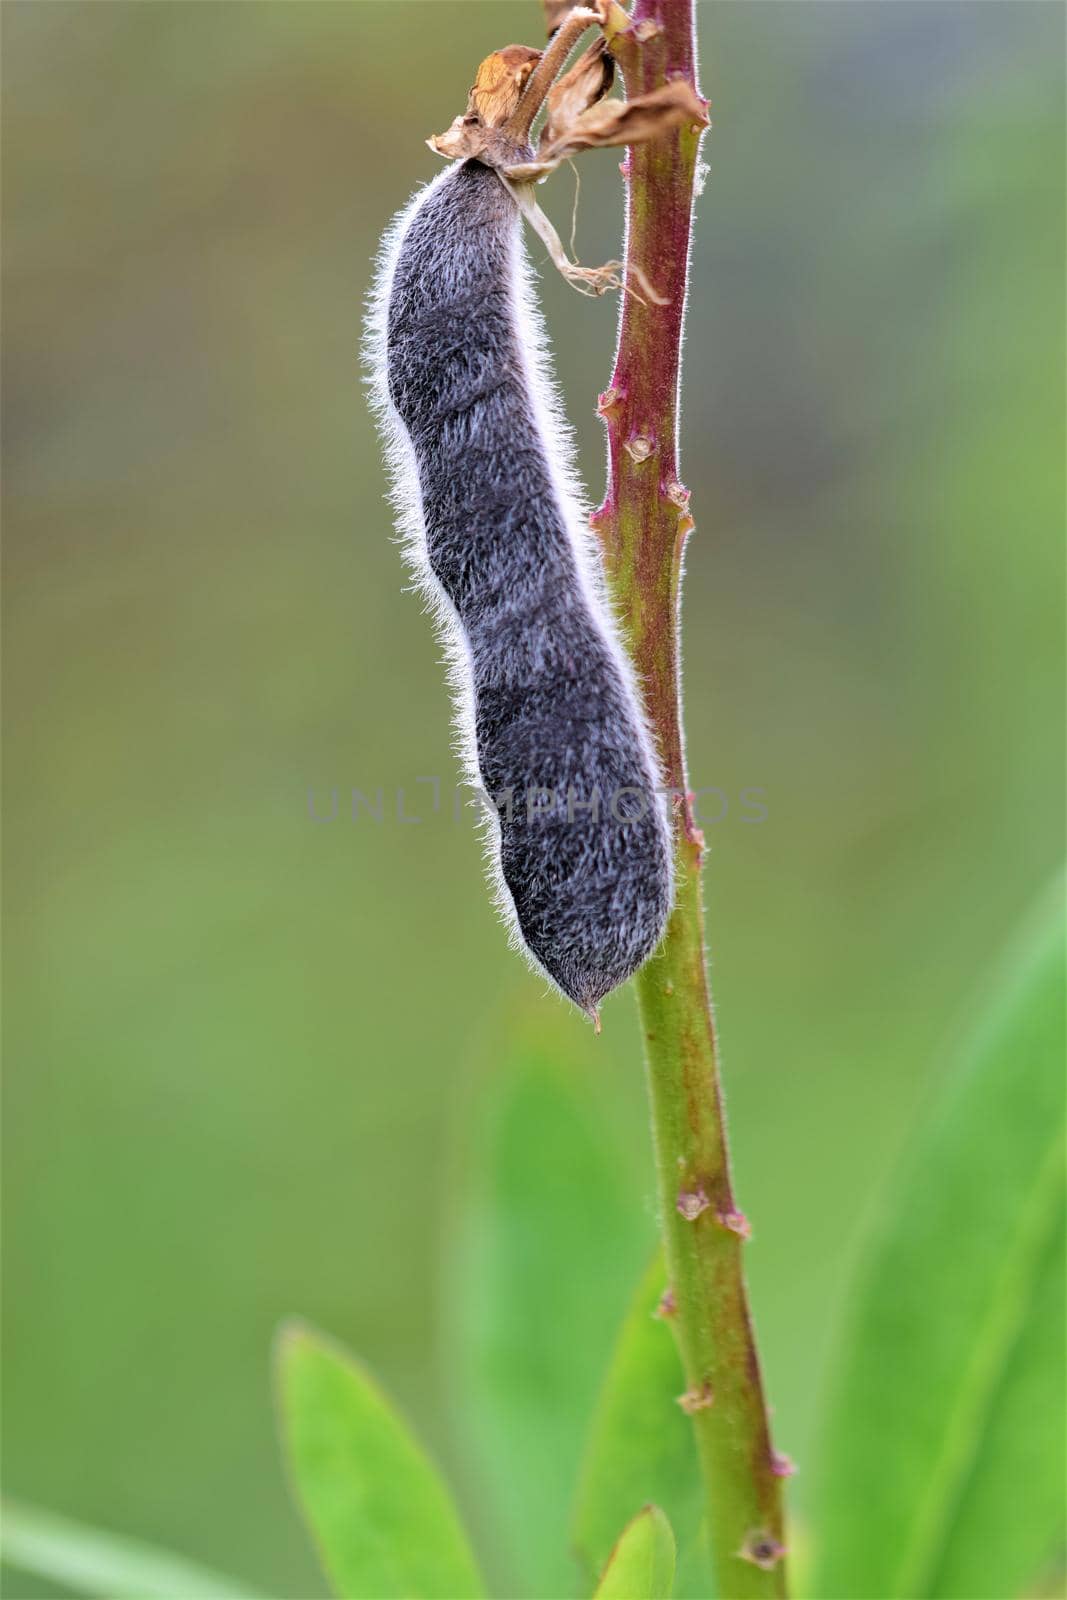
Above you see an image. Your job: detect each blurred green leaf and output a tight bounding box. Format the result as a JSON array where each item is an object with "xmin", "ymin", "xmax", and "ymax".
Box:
[
  {"xmin": 444, "ymin": 1006, "xmax": 651, "ymax": 1596},
  {"xmin": 572, "ymin": 1255, "xmax": 713, "ymax": 1598},
  {"xmin": 926, "ymin": 1210, "xmax": 1065, "ymax": 1599},
  {"xmin": 594, "ymin": 1505, "xmax": 677, "ymax": 1599},
  {"xmin": 275, "ymin": 1323, "xmax": 485, "ymax": 1600},
  {"xmin": 814, "ymin": 881, "xmax": 1066, "ymax": 1599},
  {"xmin": 0, "ymin": 1498, "xmax": 260, "ymax": 1599}
]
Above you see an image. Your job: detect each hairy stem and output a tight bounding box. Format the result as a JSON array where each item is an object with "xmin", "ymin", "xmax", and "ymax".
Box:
[
  {"xmin": 594, "ymin": 3, "xmax": 788, "ymax": 1593},
  {"xmin": 506, "ymin": 7, "xmax": 598, "ymax": 141}
]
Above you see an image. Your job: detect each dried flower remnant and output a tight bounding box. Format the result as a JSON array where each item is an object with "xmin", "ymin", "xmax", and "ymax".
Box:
[
  {"xmin": 424, "ymin": 17, "xmax": 706, "ymax": 304},
  {"xmin": 470, "ymin": 45, "xmax": 543, "ymax": 126},
  {"xmin": 428, "ymin": 46, "xmax": 543, "ymax": 168},
  {"xmin": 425, "ymin": 30, "xmax": 705, "ymax": 183},
  {"xmin": 503, "ymin": 80, "xmax": 709, "ymax": 183},
  {"xmin": 540, "ymin": 39, "xmax": 614, "ymax": 151}
]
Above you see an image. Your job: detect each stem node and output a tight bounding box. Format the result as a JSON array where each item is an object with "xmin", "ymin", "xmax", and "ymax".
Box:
[
  {"xmin": 654, "ymin": 1286, "xmax": 678, "ymax": 1319},
  {"xmin": 676, "ymin": 1186, "xmax": 711, "ymax": 1222},
  {"xmin": 739, "ymin": 1534, "xmax": 788, "ymax": 1573},
  {"xmin": 677, "ymin": 1380, "xmax": 716, "ymax": 1414}
]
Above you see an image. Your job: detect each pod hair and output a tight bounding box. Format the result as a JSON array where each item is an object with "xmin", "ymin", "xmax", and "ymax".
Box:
[{"xmin": 366, "ymin": 149, "xmax": 674, "ymax": 1019}]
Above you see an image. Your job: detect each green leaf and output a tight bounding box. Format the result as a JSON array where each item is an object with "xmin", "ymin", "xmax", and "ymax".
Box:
[
  {"xmin": 572, "ymin": 1256, "xmax": 713, "ymax": 1599},
  {"xmin": 275, "ymin": 1322, "xmax": 485, "ymax": 1600},
  {"xmin": 0, "ymin": 1498, "xmax": 261, "ymax": 1599},
  {"xmin": 927, "ymin": 1209, "xmax": 1065, "ymax": 1599},
  {"xmin": 813, "ymin": 881, "xmax": 1066, "ymax": 1599},
  {"xmin": 444, "ymin": 1006, "xmax": 651, "ymax": 1596},
  {"xmin": 594, "ymin": 1506, "xmax": 677, "ymax": 1599}
]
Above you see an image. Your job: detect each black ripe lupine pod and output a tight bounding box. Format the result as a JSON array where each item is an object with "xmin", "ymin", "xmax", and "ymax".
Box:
[{"xmin": 366, "ymin": 154, "xmax": 673, "ymax": 1019}]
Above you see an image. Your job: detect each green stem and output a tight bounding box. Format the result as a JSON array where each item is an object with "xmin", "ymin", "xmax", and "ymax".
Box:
[{"xmin": 595, "ymin": 3, "xmax": 788, "ymax": 1593}]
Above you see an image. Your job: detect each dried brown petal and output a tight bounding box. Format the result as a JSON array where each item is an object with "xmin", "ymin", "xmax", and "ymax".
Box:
[
  {"xmin": 427, "ymin": 117, "xmax": 518, "ymax": 169},
  {"xmin": 427, "ymin": 115, "xmax": 489, "ymax": 162},
  {"xmin": 468, "ymin": 45, "xmax": 543, "ymax": 130},
  {"xmin": 540, "ymin": 39, "xmax": 614, "ymax": 151},
  {"xmin": 504, "ymin": 80, "xmax": 708, "ymax": 181}
]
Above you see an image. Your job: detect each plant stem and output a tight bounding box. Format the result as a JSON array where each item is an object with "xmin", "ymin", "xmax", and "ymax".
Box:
[
  {"xmin": 594, "ymin": 4, "xmax": 788, "ymax": 1594},
  {"xmin": 506, "ymin": 6, "xmax": 598, "ymax": 141}
]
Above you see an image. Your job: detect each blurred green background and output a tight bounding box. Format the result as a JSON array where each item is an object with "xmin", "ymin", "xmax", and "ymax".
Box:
[{"xmin": 2, "ymin": 2, "xmax": 1063, "ymax": 1596}]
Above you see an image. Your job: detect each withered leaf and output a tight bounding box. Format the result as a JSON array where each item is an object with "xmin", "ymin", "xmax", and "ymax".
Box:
[
  {"xmin": 504, "ymin": 80, "xmax": 709, "ymax": 182},
  {"xmin": 540, "ymin": 39, "xmax": 614, "ymax": 151}
]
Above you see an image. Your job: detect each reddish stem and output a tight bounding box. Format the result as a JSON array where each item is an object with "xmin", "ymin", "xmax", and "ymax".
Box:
[{"xmin": 595, "ymin": 3, "xmax": 789, "ymax": 1594}]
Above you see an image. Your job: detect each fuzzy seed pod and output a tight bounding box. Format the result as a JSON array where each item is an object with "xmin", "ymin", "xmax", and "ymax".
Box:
[{"xmin": 367, "ymin": 158, "xmax": 673, "ymax": 1016}]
